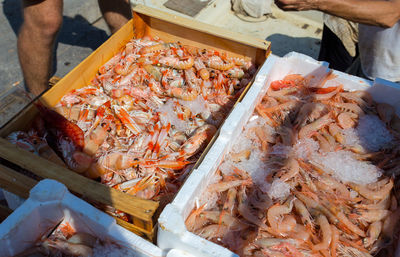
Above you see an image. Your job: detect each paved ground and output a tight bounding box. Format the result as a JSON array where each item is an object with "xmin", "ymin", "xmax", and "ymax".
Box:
[
  {"xmin": 0, "ymin": 0, "xmax": 110, "ymax": 94},
  {"xmin": 0, "ymin": 0, "xmax": 323, "ymax": 126}
]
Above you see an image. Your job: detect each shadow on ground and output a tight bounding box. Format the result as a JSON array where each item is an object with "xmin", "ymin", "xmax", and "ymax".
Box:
[
  {"xmin": 267, "ymin": 33, "xmax": 320, "ymax": 59},
  {"xmin": 2, "ymin": 0, "xmax": 109, "ymax": 73}
]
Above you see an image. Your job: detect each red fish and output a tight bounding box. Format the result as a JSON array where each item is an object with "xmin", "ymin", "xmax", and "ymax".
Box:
[{"xmin": 35, "ymin": 102, "xmax": 85, "ymax": 150}]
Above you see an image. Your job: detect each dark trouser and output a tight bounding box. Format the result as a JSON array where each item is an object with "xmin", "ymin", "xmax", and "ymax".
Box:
[{"xmin": 318, "ymin": 25, "xmax": 358, "ymax": 72}]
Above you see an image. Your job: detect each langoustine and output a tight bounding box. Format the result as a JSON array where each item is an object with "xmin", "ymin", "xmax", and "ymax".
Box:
[{"xmin": 8, "ymin": 37, "xmax": 256, "ymax": 221}]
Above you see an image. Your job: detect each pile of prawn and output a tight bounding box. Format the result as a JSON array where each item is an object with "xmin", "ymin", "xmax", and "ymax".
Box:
[
  {"xmin": 14, "ymin": 221, "xmax": 123, "ymax": 257},
  {"xmin": 186, "ymin": 73, "xmax": 400, "ymax": 256},
  {"xmin": 7, "ymin": 37, "xmax": 256, "ymax": 221}
]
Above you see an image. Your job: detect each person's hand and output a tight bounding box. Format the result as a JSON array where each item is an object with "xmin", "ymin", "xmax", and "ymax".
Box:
[{"xmin": 274, "ymin": 0, "xmax": 318, "ymax": 11}]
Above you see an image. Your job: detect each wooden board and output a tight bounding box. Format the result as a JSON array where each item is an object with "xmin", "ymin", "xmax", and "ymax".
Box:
[
  {"xmin": 0, "ymin": 204, "xmax": 12, "ymax": 222},
  {"xmin": 0, "ymin": 163, "xmax": 37, "ymax": 199},
  {"xmin": 0, "ymin": 4, "xmax": 271, "ymax": 239},
  {"xmin": 164, "ymin": 0, "xmax": 211, "ymax": 17}
]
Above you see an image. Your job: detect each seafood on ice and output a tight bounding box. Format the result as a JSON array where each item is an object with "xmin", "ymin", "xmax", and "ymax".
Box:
[
  {"xmin": 185, "ymin": 73, "xmax": 400, "ymax": 256},
  {"xmin": 7, "ymin": 37, "xmax": 257, "ymax": 221},
  {"xmin": 13, "ymin": 220, "xmax": 131, "ymax": 257}
]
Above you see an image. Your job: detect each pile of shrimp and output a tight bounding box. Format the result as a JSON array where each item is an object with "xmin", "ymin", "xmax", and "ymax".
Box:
[
  {"xmin": 7, "ymin": 37, "xmax": 256, "ymax": 220},
  {"xmin": 14, "ymin": 221, "xmax": 126, "ymax": 257},
  {"xmin": 185, "ymin": 73, "xmax": 400, "ymax": 257}
]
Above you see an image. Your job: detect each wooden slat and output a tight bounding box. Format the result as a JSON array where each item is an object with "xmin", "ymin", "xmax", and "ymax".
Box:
[
  {"xmin": 132, "ymin": 4, "xmax": 270, "ymax": 52},
  {"xmin": 0, "ymin": 138, "xmax": 158, "ymax": 223},
  {"xmin": 0, "ymin": 163, "xmax": 37, "ymax": 199},
  {"xmin": 0, "ymin": 204, "xmax": 12, "ymax": 222},
  {"xmin": 115, "ymin": 217, "xmax": 155, "ymax": 241}
]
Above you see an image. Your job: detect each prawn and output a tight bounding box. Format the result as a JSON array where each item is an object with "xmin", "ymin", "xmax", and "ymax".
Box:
[
  {"xmin": 298, "ymin": 112, "xmax": 333, "ymax": 139},
  {"xmin": 179, "ymin": 124, "xmax": 217, "ymax": 158},
  {"xmin": 363, "ymin": 221, "xmax": 382, "ymax": 248},
  {"xmin": 312, "ymin": 214, "xmax": 332, "ymax": 252},
  {"xmin": 207, "ymin": 56, "xmax": 234, "ymax": 71},
  {"xmin": 267, "ymin": 198, "xmax": 294, "ymax": 231},
  {"xmin": 159, "ymin": 56, "xmax": 194, "ymax": 70},
  {"xmin": 293, "ymin": 198, "xmax": 314, "ymax": 231},
  {"xmin": 194, "ymin": 58, "xmax": 209, "ymax": 80},
  {"xmin": 112, "ymin": 105, "xmax": 142, "ymax": 135},
  {"xmin": 348, "ymin": 179, "xmax": 393, "ymax": 201}
]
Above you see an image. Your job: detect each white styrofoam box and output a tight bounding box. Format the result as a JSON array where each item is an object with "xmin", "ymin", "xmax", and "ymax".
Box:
[
  {"xmin": 157, "ymin": 52, "xmax": 400, "ymax": 257},
  {"xmin": 0, "ymin": 179, "xmax": 163, "ymax": 257},
  {"xmin": 2, "ymin": 190, "xmax": 25, "ymax": 210}
]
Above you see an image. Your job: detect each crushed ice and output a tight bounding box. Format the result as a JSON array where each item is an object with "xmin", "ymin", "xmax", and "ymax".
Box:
[
  {"xmin": 311, "ymin": 150, "xmax": 381, "ymax": 185},
  {"xmin": 268, "ymin": 179, "xmax": 291, "ymax": 200},
  {"xmin": 344, "ymin": 114, "xmax": 394, "ymax": 152}
]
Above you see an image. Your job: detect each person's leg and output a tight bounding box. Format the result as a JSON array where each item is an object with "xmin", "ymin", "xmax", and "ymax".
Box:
[
  {"xmin": 318, "ymin": 24, "xmax": 355, "ymax": 72},
  {"xmin": 18, "ymin": 0, "xmax": 63, "ymax": 96},
  {"xmin": 98, "ymin": 0, "xmax": 132, "ymax": 34}
]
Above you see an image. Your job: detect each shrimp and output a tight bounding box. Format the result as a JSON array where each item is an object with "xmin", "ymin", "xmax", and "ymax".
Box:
[
  {"xmin": 294, "ymin": 102, "xmax": 328, "ymax": 128},
  {"xmin": 314, "ymin": 132, "xmax": 333, "ymax": 152},
  {"xmin": 270, "ymin": 242, "xmax": 304, "ymax": 257},
  {"xmin": 275, "ymin": 158, "xmax": 300, "ymax": 182},
  {"xmin": 295, "ymin": 192, "xmax": 339, "ymax": 225},
  {"xmin": 298, "ymin": 112, "xmax": 333, "ymax": 139},
  {"xmin": 363, "ymin": 221, "xmax": 382, "ymax": 248},
  {"xmin": 335, "ymin": 211, "xmax": 366, "ymax": 237},
  {"xmin": 322, "ymin": 100, "xmax": 364, "ymax": 116},
  {"xmin": 194, "ymin": 58, "xmax": 209, "ymax": 80},
  {"xmin": 139, "ymin": 42, "xmax": 178, "ymax": 54},
  {"xmin": 159, "ymin": 56, "xmax": 194, "ymax": 69},
  {"xmin": 185, "ymin": 204, "xmax": 207, "ymax": 231},
  {"xmin": 83, "ymin": 123, "xmax": 108, "ymax": 156},
  {"xmin": 254, "ymin": 238, "xmax": 301, "ymax": 249},
  {"xmin": 354, "ymin": 209, "xmax": 391, "ymax": 223},
  {"xmin": 312, "ymin": 214, "xmax": 332, "ymax": 252},
  {"xmin": 143, "ymin": 64, "xmax": 162, "ymax": 81},
  {"xmin": 294, "ymin": 198, "xmax": 314, "ymax": 231},
  {"xmin": 112, "ymin": 105, "xmax": 142, "ymax": 135},
  {"xmin": 339, "ymin": 90, "xmax": 373, "ymax": 108},
  {"xmin": 312, "ymin": 84, "xmax": 343, "ymax": 100},
  {"xmin": 288, "ymin": 224, "xmax": 311, "ymax": 242},
  {"xmin": 179, "ymin": 124, "xmax": 217, "ymax": 158},
  {"xmin": 227, "ymin": 68, "xmax": 245, "ymax": 79},
  {"xmin": 331, "ymin": 225, "xmax": 339, "ymax": 256},
  {"xmin": 278, "ymin": 214, "xmax": 297, "ymax": 234},
  {"xmin": 43, "ymin": 238, "xmax": 93, "ymax": 257},
  {"xmin": 222, "ymin": 187, "xmax": 237, "ymax": 216},
  {"xmin": 355, "ymin": 195, "xmax": 391, "ymax": 210},
  {"xmin": 237, "ymin": 188, "xmax": 268, "ymax": 229},
  {"xmin": 267, "ymin": 198, "xmax": 294, "ymax": 231},
  {"xmin": 208, "ymin": 179, "xmax": 252, "ymax": 193},
  {"xmin": 328, "ymin": 123, "xmax": 345, "ymax": 144},
  {"xmin": 169, "ymin": 87, "xmax": 198, "ymax": 101},
  {"xmin": 348, "ymin": 179, "xmax": 393, "ymax": 201},
  {"xmin": 207, "ymin": 56, "xmax": 234, "ymax": 71},
  {"xmin": 337, "ymin": 112, "xmax": 356, "ymax": 129},
  {"xmin": 196, "ymin": 224, "xmax": 228, "ymax": 240}
]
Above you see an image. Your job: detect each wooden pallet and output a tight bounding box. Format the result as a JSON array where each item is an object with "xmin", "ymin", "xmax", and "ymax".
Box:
[{"xmin": 0, "ymin": 4, "xmax": 270, "ymax": 241}]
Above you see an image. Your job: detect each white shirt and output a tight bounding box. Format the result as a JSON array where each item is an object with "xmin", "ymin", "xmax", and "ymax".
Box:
[{"xmin": 358, "ymin": 22, "xmax": 400, "ymax": 82}]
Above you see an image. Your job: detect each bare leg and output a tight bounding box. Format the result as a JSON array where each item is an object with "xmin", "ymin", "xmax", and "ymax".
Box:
[
  {"xmin": 18, "ymin": 0, "xmax": 63, "ymax": 96},
  {"xmin": 98, "ymin": 0, "xmax": 132, "ymax": 34}
]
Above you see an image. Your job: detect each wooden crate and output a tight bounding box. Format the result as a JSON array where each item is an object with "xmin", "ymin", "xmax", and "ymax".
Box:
[{"xmin": 0, "ymin": 5, "xmax": 270, "ymax": 241}]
